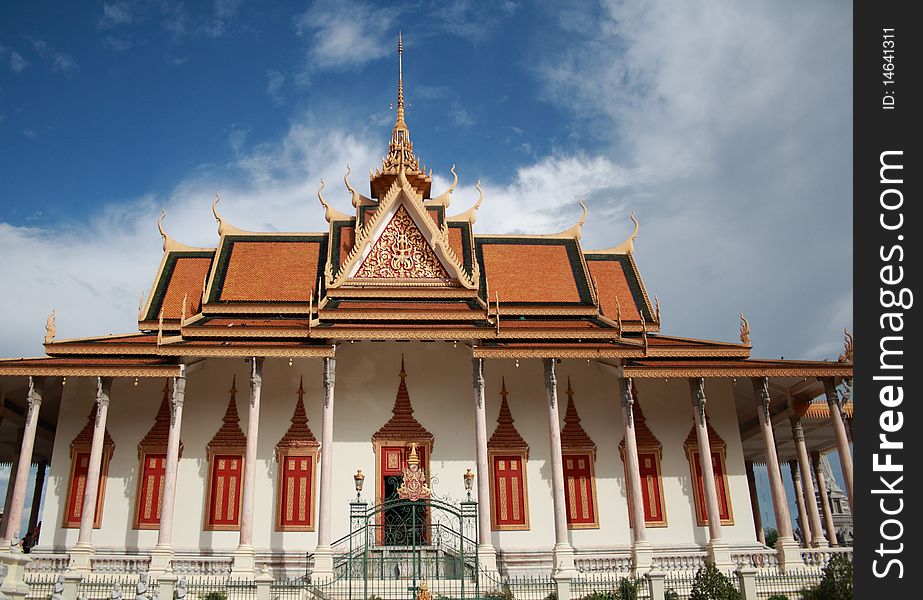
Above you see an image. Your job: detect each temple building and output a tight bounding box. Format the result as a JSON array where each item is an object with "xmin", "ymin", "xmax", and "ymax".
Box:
[{"xmin": 0, "ymin": 36, "xmax": 853, "ymax": 595}]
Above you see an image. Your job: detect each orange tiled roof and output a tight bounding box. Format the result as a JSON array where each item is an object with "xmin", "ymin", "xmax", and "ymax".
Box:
[
  {"xmin": 480, "ymin": 243, "xmax": 583, "ymax": 303},
  {"xmin": 207, "ymin": 377, "xmax": 246, "ymax": 450},
  {"xmin": 448, "ymin": 227, "xmax": 465, "ymax": 266},
  {"xmin": 488, "ymin": 378, "xmax": 529, "ymax": 454},
  {"xmin": 276, "ymin": 377, "xmax": 319, "ymax": 451},
  {"xmin": 338, "ymin": 225, "xmax": 355, "ymax": 267},
  {"xmin": 220, "ymin": 240, "xmax": 321, "ymax": 302},
  {"xmin": 161, "ymin": 256, "xmax": 212, "ymax": 319},
  {"xmin": 372, "ymin": 358, "xmax": 434, "ymax": 445},
  {"xmin": 587, "ymin": 259, "xmax": 640, "ymax": 320}
]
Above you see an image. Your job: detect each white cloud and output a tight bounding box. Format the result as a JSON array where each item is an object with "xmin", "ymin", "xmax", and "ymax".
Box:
[
  {"xmin": 9, "ymin": 50, "xmax": 28, "ymax": 73},
  {"xmin": 529, "ymin": 0, "xmax": 852, "ymax": 359},
  {"xmin": 293, "ymin": 0, "xmax": 397, "ymax": 81},
  {"xmin": 266, "ymin": 69, "xmax": 286, "ymax": 106},
  {"xmin": 99, "ymin": 2, "xmax": 136, "ymax": 29}
]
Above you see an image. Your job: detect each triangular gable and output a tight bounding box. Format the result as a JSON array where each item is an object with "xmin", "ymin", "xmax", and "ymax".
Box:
[
  {"xmin": 331, "ymin": 170, "xmax": 475, "ymax": 289},
  {"xmin": 353, "ymin": 204, "xmax": 451, "ymax": 279}
]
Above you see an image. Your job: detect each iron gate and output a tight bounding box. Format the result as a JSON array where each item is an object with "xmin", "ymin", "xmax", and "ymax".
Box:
[{"xmin": 329, "ymin": 497, "xmax": 479, "ymax": 599}]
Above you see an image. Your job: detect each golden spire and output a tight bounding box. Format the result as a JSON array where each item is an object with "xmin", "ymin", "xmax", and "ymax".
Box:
[
  {"xmin": 396, "ymin": 31, "xmax": 405, "ymax": 129},
  {"xmin": 370, "ymin": 33, "xmax": 432, "ymax": 199}
]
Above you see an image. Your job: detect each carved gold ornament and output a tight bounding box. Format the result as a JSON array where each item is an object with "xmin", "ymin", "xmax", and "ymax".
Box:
[
  {"xmin": 354, "ymin": 205, "xmax": 451, "ymax": 280},
  {"xmin": 397, "ymin": 442, "xmax": 431, "ymax": 501}
]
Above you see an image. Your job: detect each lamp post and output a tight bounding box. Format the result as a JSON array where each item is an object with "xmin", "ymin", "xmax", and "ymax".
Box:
[
  {"xmin": 354, "ymin": 469, "xmax": 365, "ymax": 502},
  {"xmin": 464, "ymin": 469, "xmax": 475, "ymax": 501}
]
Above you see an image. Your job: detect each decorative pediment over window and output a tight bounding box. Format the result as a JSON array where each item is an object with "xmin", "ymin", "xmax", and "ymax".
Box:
[
  {"xmin": 70, "ymin": 403, "xmax": 116, "ymax": 457},
  {"xmin": 488, "ymin": 378, "xmax": 529, "ymax": 456},
  {"xmin": 207, "ymin": 376, "xmax": 246, "ymax": 452},
  {"xmin": 618, "ymin": 382, "xmax": 662, "ymax": 455},
  {"xmin": 683, "ymin": 415, "xmax": 727, "ymax": 454},
  {"xmin": 138, "ymin": 383, "xmax": 184, "ymax": 459},
  {"xmin": 372, "ymin": 356, "xmax": 434, "ymax": 446},
  {"xmin": 561, "ymin": 378, "xmax": 596, "ymax": 458},
  {"xmin": 684, "ymin": 412, "xmax": 733, "ymax": 526},
  {"xmin": 276, "ymin": 377, "xmax": 320, "ymax": 457}
]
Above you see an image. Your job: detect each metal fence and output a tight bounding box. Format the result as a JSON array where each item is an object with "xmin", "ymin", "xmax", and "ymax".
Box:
[
  {"xmin": 480, "ymin": 571, "xmax": 556, "ymax": 600},
  {"xmin": 572, "ymin": 574, "xmax": 651, "ymax": 600},
  {"xmin": 754, "ymin": 570, "xmax": 823, "ymax": 599},
  {"xmin": 663, "ymin": 568, "xmax": 740, "ymax": 600},
  {"xmin": 181, "ymin": 578, "xmax": 258, "ymax": 600}
]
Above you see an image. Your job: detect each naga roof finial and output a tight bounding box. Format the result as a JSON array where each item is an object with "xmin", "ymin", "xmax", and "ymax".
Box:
[
  {"xmin": 448, "ymin": 180, "xmax": 484, "ymax": 223},
  {"xmin": 429, "ymin": 164, "xmax": 457, "ymax": 207},
  {"xmin": 589, "ymin": 211, "xmax": 639, "ymax": 254},
  {"xmin": 44, "ymin": 309, "xmax": 56, "ymax": 345},
  {"xmin": 739, "ymin": 313, "xmax": 751, "ymax": 346},
  {"xmin": 838, "ymin": 328, "xmax": 853, "ymax": 363}
]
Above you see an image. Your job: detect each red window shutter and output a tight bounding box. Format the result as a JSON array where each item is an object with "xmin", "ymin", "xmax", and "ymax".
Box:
[
  {"xmin": 638, "ymin": 452, "xmax": 664, "ymax": 524},
  {"xmin": 65, "ymin": 452, "xmax": 105, "ymax": 527},
  {"xmin": 692, "ymin": 451, "xmax": 730, "ymax": 523},
  {"xmin": 492, "ymin": 455, "xmax": 526, "ymax": 527},
  {"xmin": 563, "ymin": 453, "xmax": 595, "ymax": 526},
  {"xmin": 280, "ymin": 456, "xmax": 313, "ymax": 527},
  {"xmin": 137, "ymin": 454, "xmax": 167, "ymax": 526},
  {"xmin": 209, "ymin": 454, "xmax": 243, "ymax": 527}
]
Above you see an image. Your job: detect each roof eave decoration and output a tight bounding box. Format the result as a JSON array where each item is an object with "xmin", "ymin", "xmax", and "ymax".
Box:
[
  {"xmin": 344, "ymin": 165, "xmax": 375, "ymax": 208},
  {"xmin": 543, "ymin": 200, "xmax": 588, "ymax": 241},
  {"xmin": 329, "ymin": 168, "xmax": 476, "ymax": 289},
  {"xmin": 159, "ymin": 208, "xmax": 213, "ymax": 253},
  {"xmin": 838, "ymin": 328, "xmax": 854, "ymax": 363},
  {"xmin": 739, "ymin": 313, "xmax": 752, "ymax": 347},
  {"xmin": 446, "ymin": 180, "xmax": 484, "ymax": 224},
  {"xmin": 212, "ymin": 192, "xmax": 251, "ymax": 237},
  {"xmin": 317, "ymin": 180, "xmax": 353, "ymax": 223},
  {"xmin": 589, "ymin": 211, "xmax": 639, "ymax": 255},
  {"xmin": 426, "ymin": 165, "xmax": 457, "ymax": 208}
]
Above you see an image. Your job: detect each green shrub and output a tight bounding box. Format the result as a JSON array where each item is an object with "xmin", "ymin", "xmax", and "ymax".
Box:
[
  {"xmin": 201, "ymin": 593, "xmax": 227, "ymax": 600},
  {"xmin": 764, "ymin": 528, "xmax": 779, "ymax": 548},
  {"xmin": 577, "ymin": 577, "xmax": 643, "ymax": 600},
  {"xmin": 766, "ymin": 595, "xmax": 788, "ymax": 600},
  {"xmin": 689, "ymin": 561, "xmax": 739, "ymax": 600},
  {"xmin": 801, "ymin": 554, "xmax": 853, "ymax": 600},
  {"xmin": 664, "ymin": 591, "xmax": 680, "ymax": 600}
]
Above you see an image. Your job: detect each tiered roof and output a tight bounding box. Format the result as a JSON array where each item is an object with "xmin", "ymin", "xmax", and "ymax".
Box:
[{"xmin": 0, "ymin": 35, "xmax": 852, "ymax": 384}]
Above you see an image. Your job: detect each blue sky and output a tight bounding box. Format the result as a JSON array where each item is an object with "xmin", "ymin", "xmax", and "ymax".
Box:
[{"xmin": 1, "ymin": 2, "xmax": 851, "ymax": 533}]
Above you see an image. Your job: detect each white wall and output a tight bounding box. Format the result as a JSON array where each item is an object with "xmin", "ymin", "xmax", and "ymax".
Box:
[{"xmin": 38, "ymin": 344, "xmax": 756, "ymax": 554}]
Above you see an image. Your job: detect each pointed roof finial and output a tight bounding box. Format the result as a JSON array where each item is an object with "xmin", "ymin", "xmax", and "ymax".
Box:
[{"xmin": 397, "ymin": 31, "xmax": 405, "ymax": 126}]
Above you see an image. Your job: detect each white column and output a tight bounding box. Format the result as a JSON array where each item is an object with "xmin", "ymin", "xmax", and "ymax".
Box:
[
  {"xmin": 150, "ymin": 370, "xmax": 186, "ymax": 574},
  {"xmin": 543, "ymin": 359, "xmax": 575, "ymax": 577},
  {"xmin": 1, "ymin": 377, "xmax": 44, "ymax": 550},
  {"xmin": 232, "ymin": 358, "xmax": 263, "ymax": 576},
  {"xmin": 791, "ymin": 417, "xmax": 826, "ymax": 547},
  {"xmin": 745, "ymin": 461, "xmax": 765, "ymax": 546},
  {"xmin": 811, "ymin": 452, "xmax": 839, "ymax": 547},
  {"xmin": 472, "ymin": 358, "xmax": 497, "ymax": 570},
  {"xmin": 69, "ymin": 377, "xmax": 112, "ymax": 574},
  {"xmin": 313, "ymin": 356, "xmax": 337, "ymax": 579},
  {"xmin": 751, "ymin": 377, "xmax": 801, "ymax": 570},
  {"xmin": 822, "ymin": 378, "xmax": 853, "ymax": 509},
  {"xmin": 688, "ymin": 378, "xmax": 731, "ymax": 569},
  {"xmin": 619, "ymin": 376, "xmax": 652, "ymax": 574},
  {"xmin": 789, "ymin": 461, "xmax": 810, "ymax": 548}
]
